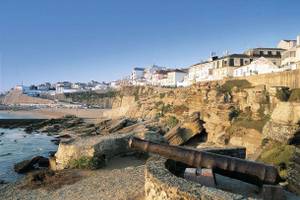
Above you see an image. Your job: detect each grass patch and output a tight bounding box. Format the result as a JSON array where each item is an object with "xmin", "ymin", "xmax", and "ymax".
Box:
[
  {"xmin": 258, "ymin": 144, "xmax": 296, "ymax": 179},
  {"xmin": 165, "ymin": 116, "xmax": 179, "ymax": 129},
  {"xmin": 159, "ymin": 93, "xmax": 166, "ymax": 99},
  {"xmin": 69, "ymin": 156, "xmax": 106, "ymax": 169},
  {"xmin": 219, "ymin": 80, "xmax": 252, "ymax": 93},
  {"xmin": 289, "ymin": 88, "xmax": 300, "ymax": 102},
  {"xmin": 228, "ymin": 111, "xmax": 270, "ymax": 133}
]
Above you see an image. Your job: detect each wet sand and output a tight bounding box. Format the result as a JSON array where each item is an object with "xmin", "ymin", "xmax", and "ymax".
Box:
[{"xmin": 0, "ymin": 108, "xmax": 109, "ymax": 121}]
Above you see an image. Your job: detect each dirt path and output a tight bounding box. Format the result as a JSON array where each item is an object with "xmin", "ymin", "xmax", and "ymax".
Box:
[{"xmin": 0, "ymin": 156, "xmax": 146, "ymax": 200}]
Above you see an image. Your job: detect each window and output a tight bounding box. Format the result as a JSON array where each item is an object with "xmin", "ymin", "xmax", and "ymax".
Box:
[
  {"xmin": 229, "ymin": 59, "xmax": 234, "ymax": 66},
  {"xmin": 268, "ymin": 51, "xmax": 272, "ymax": 55},
  {"xmin": 260, "ymin": 51, "xmax": 264, "ymax": 56},
  {"xmin": 240, "ymin": 58, "xmax": 244, "ymax": 66}
]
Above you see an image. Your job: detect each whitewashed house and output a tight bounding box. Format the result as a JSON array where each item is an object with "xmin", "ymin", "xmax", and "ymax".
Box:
[
  {"xmin": 233, "ymin": 57, "xmax": 280, "ymax": 77},
  {"xmin": 131, "ymin": 67, "xmax": 146, "ymax": 85},
  {"xmin": 151, "ymin": 70, "xmax": 168, "ymax": 86},
  {"xmin": 144, "ymin": 65, "xmax": 166, "ymax": 85},
  {"xmin": 161, "ymin": 69, "xmax": 187, "ymax": 87}
]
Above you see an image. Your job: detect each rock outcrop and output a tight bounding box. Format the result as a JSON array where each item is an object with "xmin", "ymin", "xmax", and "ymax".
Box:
[
  {"xmin": 51, "ymin": 133, "xmax": 132, "ymax": 170},
  {"xmin": 164, "ymin": 112, "xmax": 204, "ymax": 145},
  {"xmin": 263, "ymin": 102, "xmax": 300, "ymax": 143},
  {"xmin": 14, "ymin": 156, "xmax": 49, "ymax": 173}
]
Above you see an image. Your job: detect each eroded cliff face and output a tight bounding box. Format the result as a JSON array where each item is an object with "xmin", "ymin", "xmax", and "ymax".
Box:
[
  {"xmin": 100, "ymin": 82, "xmax": 300, "ymax": 157},
  {"xmin": 263, "ymin": 102, "xmax": 300, "ymax": 143}
]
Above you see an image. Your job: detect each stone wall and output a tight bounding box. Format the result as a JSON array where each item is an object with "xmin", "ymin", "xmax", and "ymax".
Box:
[
  {"xmin": 230, "ymin": 69, "xmax": 300, "ymax": 89},
  {"xmin": 145, "ymin": 156, "xmax": 253, "ymax": 200}
]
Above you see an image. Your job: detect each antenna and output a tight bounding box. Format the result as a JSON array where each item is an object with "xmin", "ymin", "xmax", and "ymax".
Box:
[{"xmin": 223, "ymin": 50, "xmax": 229, "ymax": 56}]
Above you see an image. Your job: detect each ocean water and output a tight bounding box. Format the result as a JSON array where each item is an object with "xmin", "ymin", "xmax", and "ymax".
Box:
[{"xmin": 0, "ymin": 113, "xmax": 57, "ymax": 182}]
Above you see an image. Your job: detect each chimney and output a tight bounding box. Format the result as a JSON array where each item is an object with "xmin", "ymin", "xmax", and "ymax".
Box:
[{"xmin": 297, "ymin": 35, "xmax": 300, "ymax": 46}]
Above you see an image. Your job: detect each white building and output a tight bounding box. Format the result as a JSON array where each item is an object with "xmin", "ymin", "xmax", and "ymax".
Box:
[
  {"xmin": 297, "ymin": 35, "xmax": 300, "ymax": 63},
  {"xmin": 144, "ymin": 65, "xmax": 166, "ymax": 85},
  {"xmin": 56, "ymin": 83, "xmax": 79, "ymax": 94},
  {"xmin": 161, "ymin": 69, "xmax": 187, "ymax": 87},
  {"xmin": 131, "ymin": 67, "xmax": 145, "ymax": 81},
  {"xmin": 131, "ymin": 67, "xmax": 146, "ymax": 86},
  {"xmin": 278, "ymin": 39, "xmax": 298, "ymax": 66},
  {"xmin": 233, "ymin": 57, "xmax": 280, "ymax": 77}
]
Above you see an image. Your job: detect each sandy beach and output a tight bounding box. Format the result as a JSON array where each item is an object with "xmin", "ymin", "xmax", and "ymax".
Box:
[{"xmin": 0, "ymin": 108, "xmax": 109, "ymax": 121}]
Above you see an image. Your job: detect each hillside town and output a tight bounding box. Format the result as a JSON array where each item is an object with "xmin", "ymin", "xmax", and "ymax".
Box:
[
  {"xmin": 7, "ymin": 34, "xmax": 300, "ymax": 98},
  {"xmin": 129, "ymin": 35, "xmax": 300, "ymax": 87}
]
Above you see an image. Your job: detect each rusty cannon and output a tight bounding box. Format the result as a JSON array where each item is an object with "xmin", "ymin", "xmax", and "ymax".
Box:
[{"xmin": 129, "ymin": 137, "xmax": 281, "ymax": 186}]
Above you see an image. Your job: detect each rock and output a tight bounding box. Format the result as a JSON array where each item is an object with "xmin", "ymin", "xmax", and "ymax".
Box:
[
  {"xmin": 51, "ymin": 138, "xmax": 60, "ymax": 145},
  {"xmin": 287, "ymin": 147, "xmax": 300, "ymax": 195},
  {"xmin": 43, "ymin": 124, "xmax": 61, "ymax": 133},
  {"xmin": 53, "ymin": 133, "xmax": 133, "ymax": 170},
  {"xmin": 14, "ymin": 156, "xmax": 49, "ymax": 173},
  {"xmin": 108, "ymin": 118, "xmax": 130, "ymax": 133},
  {"xmin": 55, "ymin": 134, "xmax": 71, "ymax": 139},
  {"xmin": 48, "ymin": 151, "xmax": 56, "ymax": 157},
  {"xmin": 164, "ymin": 112, "xmax": 204, "ymax": 145},
  {"xmin": 263, "ymin": 102, "xmax": 300, "ymax": 143},
  {"xmin": 0, "ymin": 132, "xmax": 4, "ymax": 136},
  {"xmin": 0, "ymin": 179, "xmax": 7, "ymax": 184}
]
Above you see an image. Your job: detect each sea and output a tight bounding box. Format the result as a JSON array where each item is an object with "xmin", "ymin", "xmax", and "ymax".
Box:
[{"xmin": 0, "ymin": 112, "xmax": 57, "ymax": 182}]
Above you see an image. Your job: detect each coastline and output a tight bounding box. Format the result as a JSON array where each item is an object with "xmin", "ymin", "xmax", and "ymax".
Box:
[{"xmin": 0, "ymin": 108, "xmax": 108, "ymax": 121}]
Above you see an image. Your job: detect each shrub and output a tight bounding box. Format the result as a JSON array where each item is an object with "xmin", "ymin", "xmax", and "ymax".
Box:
[
  {"xmin": 220, "ymin": 80, "xmax": 252, "ymax": 93},
  {"xmin": 289, "ymin": 88, "xmax": 300, "ymax": 102},
  {"xmin": 258, "ymin": 144, "xmax": 296, "ymax": 179},
  {"xmin": 159, "ymin": 93, "xmax": 166, "ymax": 99},
  {"xmin": 69, "ymin": 155, "xmax": 106, "ymax": 169},
  {"xmin": 166, "ymin": 116, "xmax": 179, "ymax": 129},
  {"xmin": 161, "ymin": 104, "xmax": 173, "ymax": 114}
]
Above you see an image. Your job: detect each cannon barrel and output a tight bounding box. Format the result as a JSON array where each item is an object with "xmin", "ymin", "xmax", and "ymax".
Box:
[{"xmin": 129, "ymin": 137, "xmax": 280, "ymax": 185}]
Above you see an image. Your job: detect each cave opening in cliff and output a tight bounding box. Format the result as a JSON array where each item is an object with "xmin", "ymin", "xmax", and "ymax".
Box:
[
  {"xmin": 183, "ymin": 128, "xmax": 208, "ymax": 147},
  {"xmin": 289, "ymin": 131, "xmax": 300, "ymax": 145}
]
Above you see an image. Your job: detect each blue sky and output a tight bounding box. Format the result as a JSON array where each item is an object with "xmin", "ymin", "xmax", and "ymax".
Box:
[{"xmin": 0, "ymin": 0, "xmax": 299, "ymax": 91}]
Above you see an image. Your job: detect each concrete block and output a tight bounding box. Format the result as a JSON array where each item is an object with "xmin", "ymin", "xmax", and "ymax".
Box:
[
  {"xmin": 262, "ymin": 184, "xmax": 286, "ymax": 200},
  {"xmin": 184, "ymin": 168, "xmax": 216, "ymax": 187}
]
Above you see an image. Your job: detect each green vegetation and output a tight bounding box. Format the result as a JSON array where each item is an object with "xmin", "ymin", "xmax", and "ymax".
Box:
[
  {"xmin": 64, "ymin": 90, "xmax": 118, "ymax": 105},
  {"xmin": 289, "ymin": 88, "xmax": 300, "ymax": 102},
  {"xmin": 159, "ymin": 93, "xmax": 166, "ymax": 99},
  {"xmin": 219, "ymin": 80, "xmax": 252, "ymax": 94},
  {"xmin": 258, "ymin": 144, "xmax": 296, "ymax": 179},
  {"xmin": 166, "ymin": 116, "xmax": 179, "ymax": 129},
  {"xmin": 69, "ymin": 156, "xmax": 106, "ymax": 169},
  {"xmin": 227, "ymin": 107, "xmax": 270, "ymax": 133}
]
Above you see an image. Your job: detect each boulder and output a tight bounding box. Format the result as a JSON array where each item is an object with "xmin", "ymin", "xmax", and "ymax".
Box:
[
  {"xmin": 53, "ymin": 133, "xmax": 133, "ymax": 170},
  {"xmin": 108, "ymin": 118, "xmax": 131, "ymax": 133},
  {"xmin": 164, "ymin": 112, "xmax": 204, "ymax": 145},
  {"xmin": 14, "ymin": 156, "xmax": 49, "ymax": 173}
]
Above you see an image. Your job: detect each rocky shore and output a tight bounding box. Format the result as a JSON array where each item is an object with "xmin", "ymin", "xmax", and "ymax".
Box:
[{"xmin": 1, "ymin": 82, "xmax": 300, "ymax": 199}]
